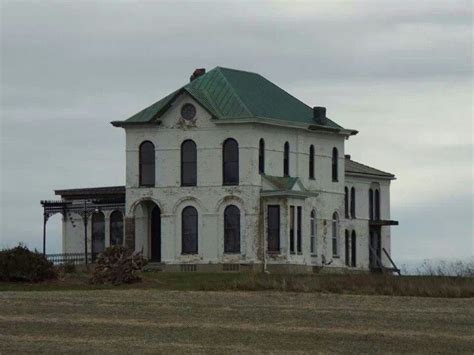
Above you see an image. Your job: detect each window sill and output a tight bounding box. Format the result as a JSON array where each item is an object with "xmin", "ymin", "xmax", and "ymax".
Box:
[{"xmin": 223, "ymin": 183, "xmax": 239, "ymax": 187}]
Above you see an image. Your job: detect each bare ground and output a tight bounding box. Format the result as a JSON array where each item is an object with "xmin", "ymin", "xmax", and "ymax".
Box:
[{"xmin": 0, "ymin": 290, "xmax": 473, "ymax": 354}]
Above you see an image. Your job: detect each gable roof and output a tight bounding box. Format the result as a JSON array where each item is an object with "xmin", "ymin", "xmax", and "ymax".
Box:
[
  {"xmin": 112, "ymin": 67, "xmax": 355, "ymax": 134},
  {"xmin": 345, "ymin": 157, "xmax": 395, "ymax": 180}
]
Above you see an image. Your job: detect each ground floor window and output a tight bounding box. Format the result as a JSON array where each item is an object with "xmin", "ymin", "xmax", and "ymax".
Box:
[
  {"xmin": 310, "ymin": 210, "xmax": 317, "ymax": 254},
  {"xmin": 332, "ymin": 212, "xmax": 339, "ymax": 257},
  {"xmin": 267, "ymin": 205, "xmax": 280, "ymax": 252},
  {"xmin": 224, "ymin": 205, "xmax": 240, "ymax": 253},
  {"xmin": 92, "ymin": 212, "xmax": 105, "ymax": 259},
  {"xmin": 345, "ymin": 229, "xmax": 350, "ymax": 266},
  {"xmin": 351, "ymin": 230, "xmax": 357, "ymax": 267},
  {"xmin": 182, "ymin": 206, "xmax": 198, "ymax": 254},
  {"xmin": 109, "ymin": 211, "xmax": 123, "ymax": 246}
]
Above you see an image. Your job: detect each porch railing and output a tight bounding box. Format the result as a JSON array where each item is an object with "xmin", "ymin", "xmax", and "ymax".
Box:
[{"xmin": 46, "ymin": 253, "xmax": 100, "ymax": 265}]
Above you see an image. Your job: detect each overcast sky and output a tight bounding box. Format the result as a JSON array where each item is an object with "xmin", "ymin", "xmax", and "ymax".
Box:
[{"xmin": 1, "ymin": 0, "xmax": 472, "ymax": 265}]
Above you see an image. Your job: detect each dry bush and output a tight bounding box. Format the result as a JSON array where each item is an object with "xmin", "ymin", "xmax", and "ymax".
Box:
[
  {"xmin": 416, "ymin": 259, "xmax": 474, "ymax": 277},
  {"xmin": 90, "ymin": 246, "xmax": 147, "ymax": 285}
]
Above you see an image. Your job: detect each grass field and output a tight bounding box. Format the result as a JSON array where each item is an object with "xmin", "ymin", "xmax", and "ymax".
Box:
[{"xmin": 1, "ymin": 288, "xmax": 473, "ymax": 353}]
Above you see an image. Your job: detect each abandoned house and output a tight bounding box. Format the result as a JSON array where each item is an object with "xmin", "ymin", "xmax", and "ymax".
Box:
[{"xmin": 41, "ymin": 67, "xmax": 399, "ymax": 272}]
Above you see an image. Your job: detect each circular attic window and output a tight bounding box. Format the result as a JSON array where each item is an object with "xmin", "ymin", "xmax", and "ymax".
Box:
[{"xmin": 181, "ymin": 103, "xmax": 197, "ymax": 121}]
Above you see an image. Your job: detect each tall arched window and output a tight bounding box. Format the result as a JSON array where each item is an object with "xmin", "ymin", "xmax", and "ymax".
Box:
[
  {"xmin": 375, "ymin": 189, "xmax": 380, "ymax": 220},
  {"xmin": 309, "ymin": 145, "xmax": 315, "ymax": 179},
  {"xmin": 310, "ymin": 209, "xmax": 317, "ymax": 254},
  {"xmin": 351, "ymin": 230, "xmax": 357, "ymax": 267},
  {"xmin": 350, "ymin": 187, "xmax": 356, "ymax": 218},
  {"xmin": 345, "ymin": 229, "xmax": 350, "ymax": 266},
  {"xmin": 332, "ymin": 212, "xmax": 339, "ymax": 257},
  {"xmin": 332, "ymin": 147, "xmax": 338, "ymax": 182},
  {"xmin": 182, "ymin": 206, "xmax": 198, "ymax": 254},
  {"xmin": 259, "ymin": 138, "xmax": 265, "ymax": 174},
  {"xmin": 344, "ymin": 187, "xmax": 349, "ymax": 218},
  {"xmin": 224, "ymin": 205, "xmax": 240, "ymax": 253},
  {"xmin": 139, "ymin": 141, "xmax": 155, "ymax": 187},
  {"xmin": 109, "ymin": 211, "xmax": 123, "ymax": 246},
  {"xmin": 92, "ymin": 212, "xmax": 105, "ymax": 259},
  {"xmin": 369, "ymin": 189, "xmax": 374, "ymax": 220},
  {"xmin": 223, "ymin": 138, "xmax": 239, "ymax": 185},
  {"xmin": 181, "ymin": 140, "xmax": 197, "ymax": 186},
  {"xmin": 284, "ymin": 142, "xmax": 290, "ymax": 177}
]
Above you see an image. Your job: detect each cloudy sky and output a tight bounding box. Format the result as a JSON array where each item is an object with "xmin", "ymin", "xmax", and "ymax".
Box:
[{"xmin": 1, "ymin": 0, "xmax": 472, "ymax": 265}]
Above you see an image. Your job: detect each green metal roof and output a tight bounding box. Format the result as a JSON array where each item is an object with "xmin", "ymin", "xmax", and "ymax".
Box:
[{"xmin": 112, "ymin": 67, "xmax": 346, "ymax": 130}]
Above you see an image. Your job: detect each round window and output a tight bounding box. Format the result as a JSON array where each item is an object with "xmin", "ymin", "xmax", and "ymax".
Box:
[{"xmin": 181, "ymin": 103, "xmax": 196, "ymax": 120}]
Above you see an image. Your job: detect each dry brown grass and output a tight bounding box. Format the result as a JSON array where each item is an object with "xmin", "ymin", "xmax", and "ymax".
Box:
[{"xmin": 0, "ymin": 289, "xmax": 473, "ymax": 353}]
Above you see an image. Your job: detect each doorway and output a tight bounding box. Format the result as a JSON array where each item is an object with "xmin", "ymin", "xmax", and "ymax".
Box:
[{"xmin": 150, "ymin": 206, "xmax": 161, "ymax": 262}]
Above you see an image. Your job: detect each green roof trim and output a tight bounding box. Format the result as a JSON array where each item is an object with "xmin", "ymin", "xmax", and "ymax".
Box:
[{"xmin": 112, "ymin": 67, "xmax": 352, "ymax": 132}]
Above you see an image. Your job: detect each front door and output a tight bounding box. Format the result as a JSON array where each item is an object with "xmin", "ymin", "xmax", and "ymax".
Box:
[
  {"xmin": 267, "ymin": 205, "xmax": 280, "ymax": 252},
  {"xmin": 150, "ymin": 206, "xmax": 161, "ymax": 262}
]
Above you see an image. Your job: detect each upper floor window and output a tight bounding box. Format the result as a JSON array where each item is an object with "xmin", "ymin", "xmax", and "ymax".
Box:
[
  {"xmin": 332, "ymin": 147, "xmax": 338, "ymax": 182},
  {"xmin": 139, "ymin": 141, "xmax": 155, "ymax": 187},
  {"xmin": 259, "ymin": 138, "xmax": 265, "ymax": 174},
  {"xmin": 182, "ymin": 206, "xmax": 198, "ymax": 254},
  {"xmin": 332, "ymin": 212, "xmax": 339, "ymax": 257},
  {"xmin": 224, "ymin": 205, "xmax": 241, "ymax": 253},
  {"xmin": 369, "ymin": 188, "xmax": 374, "ymax": 220},
  {"xmin": 344, "ymin": 187, "xmax": 349, "ymax": 218},
  {"xmin": 284, "ymin": 142, "xmax": 290, "ymax": 177},
  {"xmin": 309, "ymin": 145, "xmax": 315, "ymax": 179},
  {"xmin": 223, "ymin": 138, "xmax": 239, "ymax": 185},
  {"xmin": 375, "ymin": 189, "xmax": 380, "ymax": 220},
  {"xmin": 181, "ymin": 140, "xmax": 197, "ymax": 186},
  {"xmin": 350, "ymin": 187, "xmax": 356, "ymax": 218}
]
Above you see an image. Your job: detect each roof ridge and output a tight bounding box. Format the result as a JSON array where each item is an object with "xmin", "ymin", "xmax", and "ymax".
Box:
[{"xmin": 215, "ymin": 67, "xmax": 253, "ymax": 117}]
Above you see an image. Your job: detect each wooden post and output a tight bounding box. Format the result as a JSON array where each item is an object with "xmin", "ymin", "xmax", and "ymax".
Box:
[{"xmin": 43, "ymin": 213, "xmax": 47, "ymax": 256}]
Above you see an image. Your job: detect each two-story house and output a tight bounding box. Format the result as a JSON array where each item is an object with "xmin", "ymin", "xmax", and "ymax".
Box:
[{"xmin": 41, "ymin": 67, "xmax": 398, "ymax": 272}]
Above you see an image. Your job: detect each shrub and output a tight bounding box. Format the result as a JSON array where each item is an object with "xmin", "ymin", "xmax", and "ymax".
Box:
[
  {"xmin": 63, "ymin": 262, "xmax": 76, "ymax": 274},
  {"xmin": 0, "ymin": 244, "xmax": 57, "ymax": 282},
  {"xmin": 90, "ymin": 246, "xmax": 147, "ymax": 285}
]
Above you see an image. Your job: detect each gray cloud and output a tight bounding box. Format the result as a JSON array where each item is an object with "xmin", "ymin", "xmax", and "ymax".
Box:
[{"xmin": 1, "ymin": 0, "xmax": 472, "ymax": 260}]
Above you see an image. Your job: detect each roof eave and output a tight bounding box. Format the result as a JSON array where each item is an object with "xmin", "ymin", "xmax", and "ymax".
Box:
[
  {"xmin": 110, "ymin": 120, "xmax": 162, "ymax": 128},
  {"xmin": 345, "ymin": 172, "xmax": 396, "ymax": 180}
]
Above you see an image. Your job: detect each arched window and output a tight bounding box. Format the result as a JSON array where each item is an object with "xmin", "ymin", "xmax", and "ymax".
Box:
[
  {"xmin": 224, "ymin": 205, "xmax": 240, "ymax": 253},
  {"xmin": 369, "ymin": 189, "xmax": 374, "ymax": 220},
  {"xmin": 350, "ymin": 187, "xmax": 356, "ymax": 218},
  {"xmin": 109, "ymin": 211, "xmax": 123, "ymax": 246},
  {"xmin": 259, "ymin": 138, "xmax": 265, "ymax": 174},
  {"xmin": 332, "ymin": 147, "xmax": 338, "ymax": 182},
  {"xmin": 92, "ymin": 212, "xmax": 105, "ymax": 260},
  {"xmin": 182, "ymin": 206, "xmax": 198, "ymax": 254},
  {"xmin": 284, "ymin": 142, "xmax": 290, "ymax": 177},
  {"xmin": 375, "ymin": 189, "xmax": 380, "ymax": 220},
  {"xmin": 139, "ymin": 141, "xmax": 155, "ymax": 187},
  {"xmin": 345, "ymin": 229, "xmax": 350, "ymax": 266},
  {"xmin": 332, "ymin": 212, "xmax": 339, "ymax": 257},
  {"xmin": 223, "ymin": 138, "xmax": 239, "ymax": 185},
  {"xmin": 344, "ymin": 187, "xmax": 349, "ymax": 218},
  {"xmin": 309, "ymin": 145, "xmax": 315, "ymax": 179},
  {"xmin": 310, "ymin": 209, "xmax": 317, "ymax": 254},
  {"xmin": 181, "ymin": 140, "xmax": 197, "ymax": 186},
  {"xmin": 351, "ymin": 230, "xmax": 357, "ymax": 267}
]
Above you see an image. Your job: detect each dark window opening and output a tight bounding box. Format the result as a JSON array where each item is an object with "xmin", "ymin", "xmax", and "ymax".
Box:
[
  {"xmin": 259, "ymin": 138, "xmax": 265, "ymax": 174},
  {"xmin": 375, "ymin": 189, "xmax": 380, "ymax": 220},
  {"xmin": 92, "ymin": 212, "xmax": 105, "ymax": 260},
  {"xmin": 332, "ymin": 212, "xmax": 339, "ymax": 256},
  {"xmin": 297, "ymin": 206, "xmax": 302, "ymax": 253},
  {"xmin": 181, "ymin": 140, "xmax": 197, "ymax": 186},
  {"xmin": 182, "ymin": 206, "xmax": 198, "ymax": 254},
  {"xmin": 139, "ymin": 141, "xmax": 155, "ymax": 187},
  {"xmin": 284, "ymin": 142, "xmax": 290, "ymax": 177},
  {"xmin": 224, "ymin": 205, "xmax": 240, "ymax": 253},
  {"xmin": 310, "ymin": 210, "xmax": 317, "ymax": 254},
  {"xmin": 351, "ymin": 230, "xmax": 356, "ymax": 267},
  {"xmin": 332, "ymin": 147, "xmax": 338, "ymax": 182},
  {"xmin": 109, "ymin": 211, "xmax": 123, "ymax": 246},
  {"xmin": 309, "ymin": 145, "xmax": 315, "ymax": 179},
  {"xmin": 350, "ymin": 187, "xmax": 356, "ymax": 219},
  {"xmin": 289, "ymin": 206, "xmax": 295, "ymax": 254},
  {"xmin": 345, "ymin": 229, "xmax": 350, "ymax": 266},
  {"xmin": 267, "ymin": 205, "xmax": 280, "ymax": 252},
  {"xmin": 223, "ymin": 138, "xmax": 239, "ymax": 185},
  {"xmin": 369, "ymin": 189, "xmax": 374, "ymax": 220},
  {"xmin": 344, "ymin": 187, "xmax": 349, "ymax": 218}
]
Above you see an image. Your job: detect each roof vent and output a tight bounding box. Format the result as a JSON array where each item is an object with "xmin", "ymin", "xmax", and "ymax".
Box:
[
  {"xmin": 190, "ymin": 68, "xmax": 206, "ymax": 82},
  {"xmin": 313, "ymin": 106, "xmax": 327, "ymax": 125}
]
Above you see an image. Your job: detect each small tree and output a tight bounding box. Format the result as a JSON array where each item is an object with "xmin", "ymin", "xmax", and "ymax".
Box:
[
  {"xmin": 0, "ymin": 244, "xmax": 57, "ymax": 282},
  {"xmin": 90, "ymin": 246, "xmax": 147, "ymax": 285}
]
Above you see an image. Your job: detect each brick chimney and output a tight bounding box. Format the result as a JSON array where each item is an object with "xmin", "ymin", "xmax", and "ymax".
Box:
[
  {"xmin": 313, "ymin": 106, "xmax": 327, "ymax": 125},
  {"xmin": 190, "ymin": 68, "xmax": 206, "ymax": 82}
]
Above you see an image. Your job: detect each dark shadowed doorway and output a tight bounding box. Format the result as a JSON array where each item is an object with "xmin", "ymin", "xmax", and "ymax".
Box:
[{"xmin": 150, "ymin": 205, "xmax": 161, "ymax": 262}]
